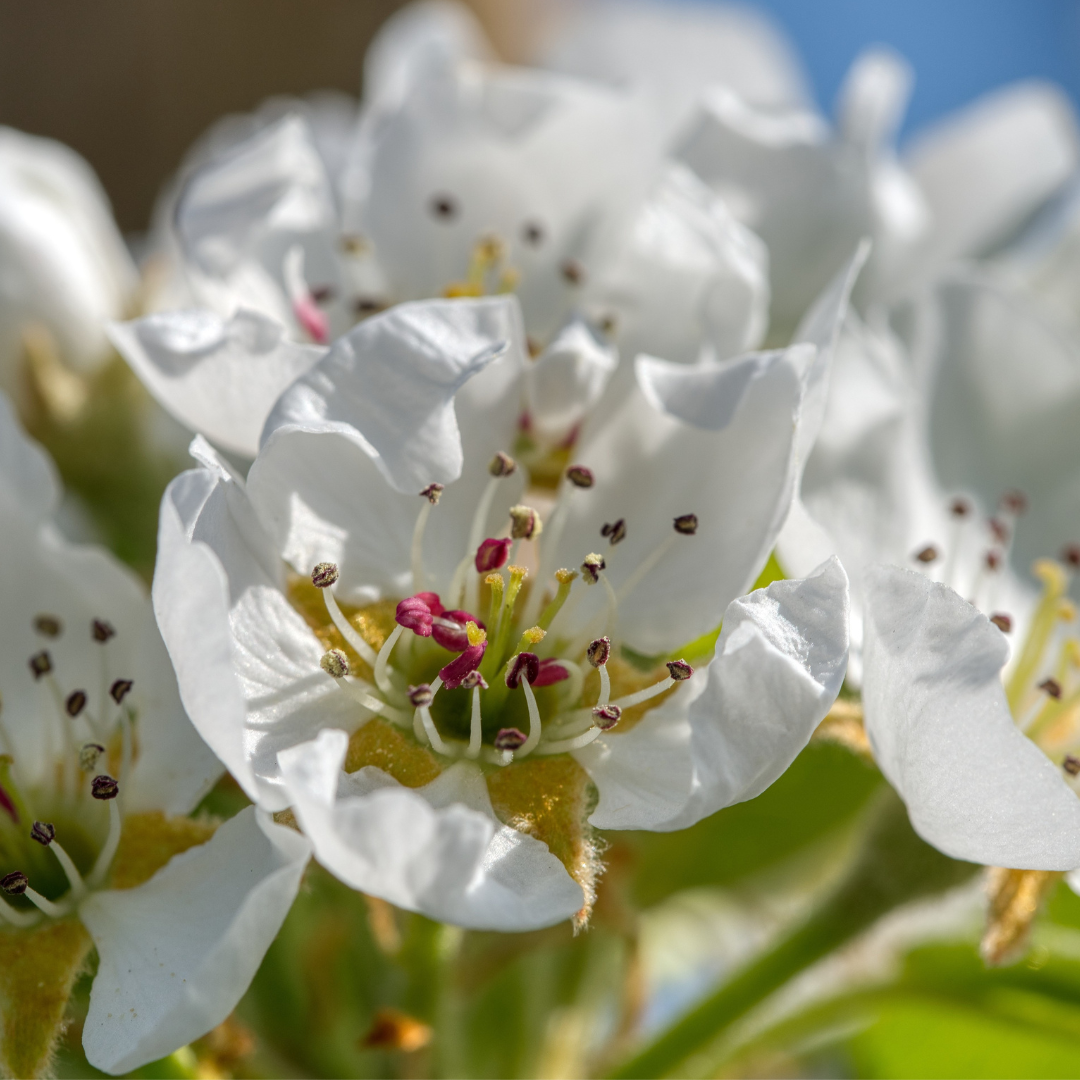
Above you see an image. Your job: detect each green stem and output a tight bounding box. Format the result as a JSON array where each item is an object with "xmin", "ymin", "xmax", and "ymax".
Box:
[{"xmin": 606, "ymin": 788, "xmax": 977, "ymax": 1079}]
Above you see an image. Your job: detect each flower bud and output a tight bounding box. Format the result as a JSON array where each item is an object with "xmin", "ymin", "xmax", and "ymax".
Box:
[
  {"xmin": 420, "ymin": 483, "xmax": 444, "ymax": 505},
  {"xmin": 494, "ymin": 728, "xmax": 527, "ymax": 751},
  {"xmin": 566, "ymin": 465, "xmax": 594, "ymax": 489},
  {"xmin": 581, "ymin": 553, "xmax": 605, "ymax": 584},
  {"xmin": 110, "ymin": 679, "xmax": 134, "ymax": 704},
  {"xmin": 586, "ymin": 637, "xmax": 611, "ymax": 668},
  {"xmin": 92, "ymin": 619, "xmax": 116, "ymax": 643},
  {"xmin": 408, "ymin": 684, "xmax": 434, "ymax": 708},
  {"xmin": 92, "ymin": 775, "xmax": 119, "ymax": 800},
  {"xmin": 311, "ymin": 562, "xmax": 339, "ymax": 589},
  {"xmin": 592, "ymin": 704, "xmax": 622, "ymax": 730},
  {"xmin": 65, "ymin": 690, "xmax": 87, "ymax": 717},
  {"xmin": 30, "ymin": 821, "xmax": 55, "ymax": 846},
  {"xmin": 320, "ymin": 649, "xmax": 349, "ymax": 678},
  {"xmin": 0, "ymin": 871, "xmax": 27, "ymax": 895},
  {"xmin": 673, "ymin": 514, "xmax": 698, "ymax": 536},
  {"xmin": 80, "ymin": 743, "xmax": 105, "ymax": 772},
  {"xmin": 509, "ymin": 505, "xmax": 542, "ymax": 540},
  {"xmin": 28, "ymin": 651, "xmax": 52, "ymax": 680},
  {"xmin": 488, "ymin": 452, "xmax": 517, "ymax": 477},
  {"xmin": 475, "ymin": 537, "xmax": 512, "ymax": 574},
  {"xmin": 34, "ymin": 615, "xmax": 62, "ymax": 638},
  {"xmin": 506, "ymin": 652, "xmax": 540, "ymax": 689},
  {"xmin": 601, "ymin": 519, "xmax": 627, "ymax": 545},
  {"xmin": 666, "ymin": 659, "xmax": 694, "ymax": 681}
]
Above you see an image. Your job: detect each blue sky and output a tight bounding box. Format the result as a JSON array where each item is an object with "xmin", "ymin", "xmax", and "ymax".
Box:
[{"xmin": 742, "ymin": 0, "xmax": 1080, "ymax": 140}]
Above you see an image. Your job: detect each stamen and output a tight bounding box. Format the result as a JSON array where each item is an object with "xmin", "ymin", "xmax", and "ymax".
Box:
[
  {"xmin": 408, "ymin": 684, "xmax": 434, "ymax": 708},
  {"xmin": 464, "ymin": 674, "xmax": 487, "ymax": 760},
  {"xmin": 915, "ymin": 545, "xmax": 938, "ymax": 564},
  {"xmin": 509, "ymin": 505, "xmax": 542, "ymax": 542},
  {"xmin": 494, "ymin": 728, "xmax": 526, "ymax": 752},
  {"xmin": 374, "ymin": 625, "xmax": 404, "ymax": 696},
  {"xmin": 24, "ymin": 886, "xmax": 67, "ymax": 919},
  {"xmin": 588, "ymin": 637, "xmax": 611, "ymax": 706},
  {"xmin": 486, "ymin": 573, "xmax": 505, "ymax": 631},
  {"xmin": 34, "ymin": 615, "xmax": 62, "ymax": 638},
  {"xmin": 30, "ymin": 821, "xmax": 86, "ymax": 900},
  {"xmin": 517, "ymin": 680, "xmax": 542, "ymax": 757},
  {"xmin": 312, "ymin": 562, "xmax": 339, "ymax": 589},
  {"xmin": 0, "ymin": 874, "xmax": 37, "ymax": 927},
  {"xmin": 28, "ymin": 651, "xmax": 52, "ymax": 679},
  {"xmin": 673, "ymin": 514, "xmax": 699, "ymax": 536},
  {"xmin": 412, "ymin": 486, "xmax": 444, "ymax": 592},
  {"xmin": 535, "ymin": 726, "xmax": 604, "ymax": 755},
  {"xmin": 66, "ymin": 690, "xmax": 87, "ymax": 717},
  {"xmin": 609, "ymin": 661, "xmax": 694, "ymax": 711},
  {"xmin": 990, "ymin": 613, "xmax": 1013, "ymax": 633},
  {"xmin": 1040, "ymin": 678, "xmax": 1063, "ymax": 700},
  {"xmin": 91, "ymin": 620, "xmax": 116, "ymax": 643},
  {"xmin": 79, "ymin": 743, "xmax": 105, "ymax": 772},
  {"xmin": 489, "ymin": 452, "xmax": 517, "ymax": 478},
  {"xmin": 321, "ymin": 650, "xmax": 349, "ymax": 679},
  {"xmin": 581, "ymin": 553, "xmax": 606, "ymax": 585},
  {"xmin": 283, "ymin": 244, "xmax": 330, "ymax": 344},
  {"xmin": 409, "ymin": 683, "xmax": 449, "ymax": 756},
  {"xmin": 464, "ymin": 459, "xmax": 514, "ymax": 612},
  {"xmin": 593, "ymin": 704, "xmax": 622, "ymax": 730},
  {"xmin": 1007, "ymin": 560, "xmax": 1068, "ymax": 713},
  {"xmin": 475, "ymin": 538, "xmax": 511, "ymax": 574},
  {"xmin": 616, "ymin": 513, "xmax": 696, "ymax": 604},
  {"xmin": 313, "ymin": 564, "xmax": 379, "ymax": 668},
  {"xmin": 505, "ymin": 652, "xmax": 540, "ymax": 690},
  {"xmin": 1065, "ymin": 756, "xmax": 1080, "ymax": 777},
  {"xmin": 537, "ymin": 569, "xmax": 577, "ymax": 631},
  {"xmin": 340, "ymin": 679, "xmax": 409, "ymax": 726},
  {"xmin": 566, "ymin": 466, "xmax": 594, "ymax": 489},
  {"xmin": 601, "ymin": 519, "xmax": 627, "ymax": 545}
]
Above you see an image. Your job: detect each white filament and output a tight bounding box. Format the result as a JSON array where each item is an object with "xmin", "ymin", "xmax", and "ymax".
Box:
[
  {"xmin": 467, "ymin": 688, "xmax": 483, "ymax": 759},
  {"xmin": 49, "ymin": 839, "xmax": 87, "ymax": 900},
  {"xmin": 374, "ymin": 624, "xmax": 404, "ymax": 696},
  {"xmin": 612, "ymin": 676, "xmax": 675, "ymax": 710},
  {"xmin": 0, "ymin": 897, "xmax": 37, "ymax": 928},
  {"xmin": 412, "ymin": 501, "xmax": 435, "ymax": 593},
  {"xmin": 417, "ymin": 706, "xmax": 451, "ymax": 756},
  {"xmin": 598, "ymin": 665, "xmax": 611, "ymax": 707},
  {"xmin": 517, "ymin": 680, "xmax": 542, "ymax": 758},
  {"xmin": 24, "ymin": 886, "xmax": 68, "ymax": 918},
  {"xmin": 464, "ymin": 477, "xmax": 503, "ymax": 614},
  {"xmin": 87, "ymin": 799, "xmax": 122, "ymax": 889},
  {"xmin": 617, "ymin": 533, "xmax": 677, "ymax": 604},
  {"xmin": 536, "ymin": 726, "xmax": 603, "ymax": 755},
  {"xmin": 323, "ymin": 590, "xmax": 379, "ymax": 667},
  {"xmin": 341, "ymin": 679, "xmax": 409, "ymax": 727}
]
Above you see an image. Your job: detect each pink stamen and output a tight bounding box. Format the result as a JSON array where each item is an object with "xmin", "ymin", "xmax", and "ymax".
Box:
[
  {"xmin": 475, "ymin": 538, "xmax": 512, "ymax": 574},
  {"xmin": 432, "ymin": 610, "xmax": 485, "ymax": 652},
  {"xmin": 439, "ymin": 642, "xmax": 487, "ymax": 689},
  {"xmin": 294, "ymin": 296, "xmax": 330, "ymax": 345},
  {"xmin": 532, "ymin": 659, "xmax": 569, "ymax": 687}
]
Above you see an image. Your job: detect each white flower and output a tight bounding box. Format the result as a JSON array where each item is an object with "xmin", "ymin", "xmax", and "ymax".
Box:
[
  {"xmin": 0, "ymin": 127, "xmax": 135, "ymax": 392},
  {"xmin": 153, "ymin": 294, "xmax": 848, "ymax": 932},
  {"xmin": 112, "ymin": 7, "xmax": 768, "ymax": 457},
  {"xmin": 0, "ymin": 393, "xmax": 310, "ymax": 1076}
]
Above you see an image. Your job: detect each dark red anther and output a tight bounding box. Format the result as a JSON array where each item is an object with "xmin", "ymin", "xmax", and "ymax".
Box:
[
  {"xmin": 592, "ymin": 704, "xmax": 622, "ymax": 730},
  {"xmin": 431, "ymin": 611, "xmax": 484, "ymax": 652},
  {"xmin": 92, "ymin": 619, "xmax": 116, "ymax": 643},
  {"xmin": 667, "ymin": 660, "xmax": 694, "ymax": 681},
  {"xmin": 601, "ymin": 519, "xmax": 627, "ymax": 545},
  {"xmin": 1065, "ymin": 756, "xmax": 1080, "ymax": 777},
  {"xmin": 110, "ymin": 679, "xmax": 133, "ymax": 704},
  {"xmin": 475, "ymin": 538, "xmax": 512, "ymax": 574},
  {"xmin": 1063, "ymin": 544, "xmax": 1080, "ymax": 569},
  {"xmin": 494, "ymin": 728, "xmax": 527, "ymax": 751},
  {"xmin": 439, "ymin": 643, "xmax": 486, "ymax": 689},
  {"xmin": 28, "ymin": 652, "xmax": 51, "ymax": 680},
  {"xmin": 915, "ymin": 545, "xmax": 938, "ymax": 564},
  {"xmin": 396, "ymin": 595, "xmax": 438, "ymax": 637},
  {"xmin": 950, "ymin": 497, "xmax": 971, "ymax": 518},
  {"xmin": 990, "ymin": 613, "xmax": 1012, "ymax": 633},
  {"xmin": 505, "ymin": 652, "xmax": 540, "ymax": 689},
  {"xmin": 532, "ymin": 659, "xmax": 570, "ymax": 687},
  {"xmin": 985, "ymin": 550, "xmax": 1002, "ymax": 571},
  {"xmin": 1040, "ymin": 678, "xmax": 1063, "ymax": 700},
  {"xmin": 1001, "ymin": 490, "xmax": 1028, "ymax": 515},
  {"xmin": 988, "ymin": 518, "xmax": 1009, "ymax": 544}
]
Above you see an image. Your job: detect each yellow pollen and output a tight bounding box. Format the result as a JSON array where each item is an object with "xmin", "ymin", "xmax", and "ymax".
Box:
[
  {"xmin": 466, "ymin": 621, "xmax": 487, "ymax": 647},
  {"xmin": 555, "ymin": 568, "xmax": 577, "ymax": 585},
  {"xmin": 485, "ymin": 573, "xmax": 503, "ymax": 588},
  {"xmin": 522, "ymin": 626, "xmax": 546, "ymax": 646}
]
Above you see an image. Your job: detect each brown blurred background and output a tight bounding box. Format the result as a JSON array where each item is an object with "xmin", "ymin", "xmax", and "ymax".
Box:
[{"xmin": 0, "ymin": 0, "xmax": 548, "ymax": 233}]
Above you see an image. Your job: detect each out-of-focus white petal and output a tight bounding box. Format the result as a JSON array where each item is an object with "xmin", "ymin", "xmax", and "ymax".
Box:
[
  {"xmin": 862, "ymin": 564, "xmax": 1080, "ymax": 868},
  {"xmin": 279, "ymin": 728, "xmax": 583, "ymax": 930},
  {"xmin": 551, "ymin": 343, "xmax": 809, "ymax": 654},
  {"xmin": 81, "ymin": 807, "xmax": 310, "ymax": 1075},
  {"xmin": 109, "ymin": 309, "xmax": 324, "ymax": 458}
]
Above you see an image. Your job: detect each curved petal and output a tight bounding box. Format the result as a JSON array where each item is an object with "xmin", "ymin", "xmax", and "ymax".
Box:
[
  {"xmin": 109, "ymin": 309, "xmax": 324, "ymax": 458},
  {"xmin": 0, "ymin": 388, "xmax": 58, "ymax": 521},
  {"xmin": 550, "ymin": 344, "xmax": 808, "ymax": 655},
  {"xmin": 81, "ymin": 807, "xmax": 310, "ymax": 1075},
  {"xmin": 279, "ymin": 728, "xmax": 583, "ymax": 931},
  {"xmin": 862, "ymin": 564, "xmax": 1080, "ymax": 869},
  {"xmin": 260, "ymin": 296, "xmax": 522, "ymax": 492}
]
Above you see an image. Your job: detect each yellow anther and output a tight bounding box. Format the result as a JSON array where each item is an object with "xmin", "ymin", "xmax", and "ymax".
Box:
[
  {"xmin": 485, "ymin": 573, "xmax": 503, "ymax": 588},
  {"xmin": 555, "ymin": 568, "xmax": 578, "ymax": 585},
  {"xmin": 1059, "ymin": 599, "xmax": 1077, "ymax": 622},
  {"xmin": 523, "ymin": 626, "xmax": 546, "ymax": 645},
  {"xmin": 466, "ymin": 622, "xmax": 487, "ymax": 647},
  {"xmin": 508, "ymin": 565, "xmax": 528, "ymax": 582}
]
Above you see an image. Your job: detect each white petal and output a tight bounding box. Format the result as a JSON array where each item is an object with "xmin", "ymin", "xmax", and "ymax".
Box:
[
  {"xmin": 154, "ymin": 464, "xmax": 349, "ymax": 810},
  {"xmin": 526, "ymin": 317, "xmax": 617, "ymax": 441},
  {"xmin": 904, "ymin": 83, "xmax": 1079, "ymax": 279},
  {"xmin": 0, "ymin": 388, "xmax": 59, "ymax": 521},
  {"xmin": 109, "ymin": 309, "xmax": 324, "ymax": 458},
  {"xmin": 862, "ymin": 564, "xmax": 1080, "ymax": 868},
  {"xmin": 550, "ymin": 344, "xmax": 808, "ymax": 654},
  {"xmin": 81, "ymin": 807, "xmax": 310, "ymax": 1075},
  {"xmin": 260, "ymin": 296, "xmax": 522, "ymax": 492},
  {"xmin": 837, "ymin": 48, "xmax": 913, "ymax": 155},
  {"xmin": 279, "ymin": 729, "xmax": 583, "ymax": 930}
]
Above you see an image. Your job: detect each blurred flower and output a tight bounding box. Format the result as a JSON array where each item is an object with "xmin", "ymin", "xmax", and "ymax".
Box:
[
  {"xmin": 0, "ymin": 127, "xmax": 136, "ymax": 395},
  {"xmin": 152, "ymin": 294, "xmax": 848, "ymax": 932},
  {"xmin": 0, "ymin": 392, "xmax": 309, "ymax": 1077}
]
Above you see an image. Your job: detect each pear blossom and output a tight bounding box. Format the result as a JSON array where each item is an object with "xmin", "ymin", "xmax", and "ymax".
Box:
[
  {"xmin": 112, "ymin": 3, "xmax": 768, "ymax": 457},
  {"xmin": 0, "ymin": 127, "xmax": 136, "ymax": 393},
  {"xmin": 0, "ymin": 392, "xmax": 310, "ymax": 1076},
  {"xmin": 152, "ymin": 294, "xmax": 849, "ymax": 932}
]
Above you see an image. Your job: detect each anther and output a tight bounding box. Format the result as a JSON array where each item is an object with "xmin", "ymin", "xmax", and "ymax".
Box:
[
  {"xmin": 91, "ymin": 775, "xmax": 119, "ymax": 800},
  {"xmin": 28, "ymin": 651, "xmax": 52, "ymax": 679},
  {"xmin": 990, "ymin": 613, "xmax": 1013, "ymax": 633},
  {"xmin": 396, "ymin": 595, "xmax": 436, "ymax": 636},
  {"xmin": 1002, "ymin": 490, "xmax": 1028, "ymax": 515},
  {"xmin": 587, "ymin": 637, "xmax": 611, "ymax": 668},
  {"xmin": 65, "ymin": 690, "xmax": 87, "ymax": 717},
  {"xmin": 521, "ymin": 221, "xmax": 545, "ymax": 246},
  {"xmin": 1062, "ymin": 544, "xmax": 1080, "ymax": 569},
  {"xmin": 915, "ymin": 545, "xmax": 938, "ymax": 563},
  {"xmin": 951, "ymin": 497, "xmax": 971, "ymax": 518},
  {"xmin": 320, "ymin": 650, "xmax": 349, "ymax": 679},
  {"xmin": 506, "ymin": 652, "xmax": 540, "ymax": 689},
  {"xmin": 92, "ymin": 619, "xmax": 116, "ymax": 643},
  {"xmin": 420, "ymin": 483, "xmax": 444, "ymax": 505},
  {"xmin": 30, "ymin": 821, "xmax": 55, "ymax": 846},
  {"xmin": 466, "ymin": 621, "xmax": 487, "ymax": 647},
  {"xmin": 110, "ymin": 679, "xmax": 133, "ymax": 704},
  {"xmin": 355, "ymin": 296, "xmax": 384, "ymax": 315},
  {"xmin": 0, "ymin": 871, "xmax": 26, "ymax": 896},
  {"xmin": 34, "ymin": 615, "xmax": 62, "ymax": 638},
  {"xmin": 509, "ymin": 505, "xmax": 542, "ymax": 540},
  {"xmin": 989, "ymin": 518, "xmax": 1009, "ymax": 544},
  {"xmin": 593, "ymin": 704, "xmax": 622, "ymax": 730},
  {"xmin": 311, "ymin": 284, "xmax": 336, "ymax": 304},
  {"xmin": 985, "ymin": 550, "xmax": 1002, "ymax": 571},
  {"xmin": 1065, "ymin": 756, "xmax": 1080, "ymax": 777},
  {"xmin": 80, "ymin": 743, "xmax": 105, "ymax": 772},
  {"xmin": 494, "ymin": 728, "xmax": 527, "ymax": 752},
  {"xmin": 581, "ymin": 554, "xmax": 606, "ymax": 584},
  {"xmin": 566, "ymin": 465, "xmax": 594, "ymax": 489},
  {"xmin": 408, "ymin": 684, "xmax": 434, "ymax": 708},
  {"xmin": 673, "ymin": 514, "xmax": 698, "ymax": 536},
  {"xmin": 476, "ymin": 538, "xmax": 511, "ymax": 573},
  {"xmin": 667, "ymin": 659, "xmax": 694, "ymax": 681},
  {"xmin": 312, "ymin": 562, "xmax": 340, "ymax": 589},
  {"xmin": 601, "ymin": 519, "xmax": 627, "ymax": 545},
  {"xmin": 489, "ymin": 451, "xmax": 517, "ymax": 477},
  {"xmin": 459, "ymin": 671, "xmax": 488, "ymax": 691},
  {"xmin": 1039, "ymin": 678, "xmax": 1062, "ymax": 699},
  {"xmin": 560, "ymin": 259, "xmax": 585, "ymax": 285},
  {"xmin": 430, "ymin": 194, "xmax": 458, "ymax": 220}
]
